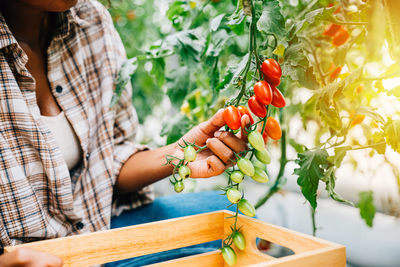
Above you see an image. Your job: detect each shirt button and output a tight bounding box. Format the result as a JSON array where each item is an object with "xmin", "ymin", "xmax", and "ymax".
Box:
[
  {"xmin": 85, "ymin": 152, "xmax": 90, "ymax": 161},
  {"xmin": 75, "ymin": 221, "xmax": 84, "ymax": 230},
  {"xmin": 55, "ymin": 85, "xmax": 63, "ymax": 93}
]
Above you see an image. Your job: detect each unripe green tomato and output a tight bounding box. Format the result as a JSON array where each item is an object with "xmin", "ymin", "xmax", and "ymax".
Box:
[
  {"xmin": 252, "ymin": 159, "xmax": 265, "ymax": 171},
  {"xmin": 255, "ymin": 149, "xmax": 271, "ymax": 164},
  {"xmin": 232, "ymin": 231, "xmax": 246, "ymax": 251},
  {"xmin": 230, "ymin": 171, "xmax": 244, "ymax": 184},
  {"xmin": 184, "ymin": 145, "xmax": 197, "ymax": 162},
  {"xmin": 221, "ymin": 246, "xmax": 237, "ymax": 266},
  {"xmin": 238, "ymin": 199, "xmax": 256, "ymax": 217},
  {"xmin": 174, "ymin": 181, "xmax": 184, "ymax": 193},
  {"xmin": 237, "ymin": 158, "xmax": 255, "ymax": 177},
  {"xmin": 248, "ymin": 131, "xmax": 265, "ymax": 151},
  {"xmin": 252, "ymin": 167, "xmax": 269, "ymax": 183},
  {"xmin": 178, "ymin": 165, "xmax": 191, "ymax": 180},
  {"xmin": 226, "ymin": 188, "xmax": 242, "ymax": 204}
]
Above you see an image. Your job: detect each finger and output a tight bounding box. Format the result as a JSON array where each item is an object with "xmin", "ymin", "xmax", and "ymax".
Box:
[
  {"xmin": 206, "ymin": 138, "xmax": 234, "ymax": 164},
  {"xmin": 198, "ymin": 109, "xmax": 225, "ymax": 136},
  {"xmin": 206, "ymin": 155, "xmax": 225, "ymax": 177},
  {"xmin": 214, "ymin": 131, "xmax": 248, "ymax": 153},
  {"xmin": 240, "ymin": 114, "xmax": 251, "ymax": 141}
]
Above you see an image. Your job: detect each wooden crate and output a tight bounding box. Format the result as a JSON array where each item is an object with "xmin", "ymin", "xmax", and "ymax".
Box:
[{"xmin": 4, "ymin": 210, "xmax": 345, "ymax": 266}]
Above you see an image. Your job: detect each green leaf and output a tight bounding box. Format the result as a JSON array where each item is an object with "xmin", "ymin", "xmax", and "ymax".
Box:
[
  {"xmin": 356, "ymin": 106, "xmax": 385, "ymax": 124},
  {"xmin": 160, "ymin": 113, "xmax": 191, "ymax": 145},
  {"xmin": 328, "ymin": 146, "xmax": 351, "ymax": 168},
  {"xmin": 169, "ymin": 31, "xmax": 204, "ymax": 63},
  {"xmin": 371, "ymin": 132, "xmax": 386, "ymax": 154},
  {"xmin": 294, "ymin": 149, "xmax": 330, "ymax": 210},
  {"xmin": 323, "ymin": 167, "xmax": 353, "ymax": 205},
  {"xmin": 358, "ymin": 191, "xmax": 376, "ymax": 227},
  {"xmin": 257, "ymin": 1, "xmax": 286, "ymax": 38},
  {"xmin": 166, "ymin": 66, "xmax": 191, "ymax": 108},
  {"xmin": 387, "ymin": 86, "xmax": 400, "ymax": 98},
  {"xmin": 295, "ymin": 7, "xmax": 334, "ymax": 34},
  {"xmin": 384, "ymin": 119, "xmax": 400, "ymax": 153},
  {"xmin": 111, "ymin": 57, "xmax": 138, "ymax": 107},
  {"xmin": 210, "ymin": 14, "xmax": 225, "ymax": 32}
]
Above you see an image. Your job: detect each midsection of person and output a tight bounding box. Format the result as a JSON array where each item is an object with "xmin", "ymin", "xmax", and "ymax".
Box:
[{"xmin": 0, "ymin": 0, "xmax": 249, "ymax": 266}]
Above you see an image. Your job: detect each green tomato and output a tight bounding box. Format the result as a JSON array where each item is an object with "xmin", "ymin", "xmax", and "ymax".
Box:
[
  {"xmin": 251, "ymin": 167, "xmax": 269, "ymax": 183},
  {"xmin": 255, "ymin": 149, "xmax": 271, "ymax": 164},
  {"xmin": 232, "ymin": 231, "xmax": 246, "ymax": 251},
  {"xmin": 221, "ymin": 246, "xmax": 237, "ymax": 266},
  {"xmin": 238, "ymin": 199, "xmax": 256, "ymax": 217},
  {"xmin": 174, "ymin": 181, "xmax": 184, "ymax": 193},
  {"xmin": 252, "ymin": 159, "xmax": 265, "ymax": 171},
  {"xmin": 237, "ymin": 158, "xmax": 254, "ymax": 177},
  {"xmin": 178, "ymin": 165, "xmax": 191, "ymax": 180},
  {"xmin": 248, "ymin": 131, "xmax": 265, "ymax": 151},
  {"xmin": 230, "ymin": 171, "xmax": 244, "ymax": 184},
  {"xmin": 184, "ymin": 145, "xmax": 197, "ymax": 162},
  {"xmin": 226, "ymin": 188, "xmax": 242, "ymax": 204}
]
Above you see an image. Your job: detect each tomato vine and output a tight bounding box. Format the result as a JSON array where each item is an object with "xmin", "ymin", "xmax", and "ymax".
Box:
[{"xmin": 108, "ymin": 0, "xmax": 400, "ymax": 264}]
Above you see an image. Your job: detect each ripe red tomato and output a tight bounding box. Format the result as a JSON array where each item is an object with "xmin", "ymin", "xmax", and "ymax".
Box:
[
  {"xmin": 223, "ymin": 106, "xmax": 241, "ymax": 130},
  {"xmin": 261, "ymin": 59, "xmax": 282, "ymax": 86},
  {"xmin": 323, "ymin": 24, "xmax": 341, "ymax": 37},
  {"xmin": 329, "ymin": 66, "xmax": 342, "ymax": 81},
  {"xmin": 265, "ymin": 117, "xmax": 282, "ymax": 140},
  {"xmin": 270, "ymin": 86, "xmax": 286, "ymax": 108},
  {"xmin": 332, "ymin": 27, "xmax": 349, "ymax": 46},
  {"xmin": 248, "ymin": 96, "xmax": 267, "ymax": 118},
  {"xmin": 237, "ymin": 105, "xmax": 254, "ymax": 124},
  {"xmin": 254, "ymin": 81, "xmax": 273, "ymax": 105}
]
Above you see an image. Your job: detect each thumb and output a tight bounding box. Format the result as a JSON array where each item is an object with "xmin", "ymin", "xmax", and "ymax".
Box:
[{"xmin": 206, "ymin": 155, "xmax": 225, "ymax": 177}]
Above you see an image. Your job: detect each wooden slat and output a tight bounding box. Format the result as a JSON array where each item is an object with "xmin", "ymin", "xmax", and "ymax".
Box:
[
  {"xmin": 248, "ymin": 246, "xmax": 346, "ymax": 267},
  {"xmin": 222, "ymin": 211, "xmax": 335, "ymax": 254},
  {"xmin": 144, "ymin": 250, "xmax": 224, "ymax": 267},
  {"xmin": 4, "ymin": 210, "xmax": 346, "ymax": 267},
  {"xmin": 5, "ymin": 211, "xmax": 225, "ymax": 266}
]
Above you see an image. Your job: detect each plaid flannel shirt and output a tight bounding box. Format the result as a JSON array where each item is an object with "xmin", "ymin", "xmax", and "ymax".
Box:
[{"xmin": 0, "ymin": 0, "xmax": 153, "ymax": 251}]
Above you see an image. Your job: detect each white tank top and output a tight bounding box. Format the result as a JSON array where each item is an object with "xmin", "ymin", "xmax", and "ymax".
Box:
[{"xmin": 42, "ymin": 112, "xmax": 82, "ymax": 170}]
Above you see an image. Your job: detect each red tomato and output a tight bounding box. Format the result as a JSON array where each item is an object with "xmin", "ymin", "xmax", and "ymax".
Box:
[
  {"xmin": 237, "ymin": 105, "xmax": 254, "ymax": 124},
  {"xmin": 265, "ymin": 117, "xmax": 282, "ymax": 140},
  {"xmin": 323, "ymin": 24, "xmax": 341, "ymax": 37},
  {"xmin": 270, "ymin": 86, "xmax": 286, "ymax": 108},
  {"xmin": 329, "ymin": 66, "xmax": 342, "ymax": 81},
  {"xmin": 248, "ymin": 96, "xmax": 267, "ymax": 118},
  {"xmin": 332, "ymin": 27, "xmax": 349, "ymax": 46},
  {"xmin": 334, "ymin": 6, "xmax": 341, "ymax": 14},
  {"xmin": 254, "ymin": 81, "xmax": 272, "ymax": 105},
  {"xmin": 261, "ymin": 59, "xmax": 282, "ymax": 86},
  {"xmin": 223, "ymin": 106, "xmax": 241, "ymax": 130}
]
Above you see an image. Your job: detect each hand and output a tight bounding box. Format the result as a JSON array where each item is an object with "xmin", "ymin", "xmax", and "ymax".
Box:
[
  {"xmin": 0, "ymin": 248, "xmax": 62, "ymax": 267},
  {"xmin": 174, "ymin": 109, "xmax": 250, "ymax": 178}
]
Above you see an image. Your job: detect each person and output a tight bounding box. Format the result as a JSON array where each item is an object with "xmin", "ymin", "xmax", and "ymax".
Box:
[{"xmin": 0, "ymin": 0, "xmax": 250, "ymax": 266}]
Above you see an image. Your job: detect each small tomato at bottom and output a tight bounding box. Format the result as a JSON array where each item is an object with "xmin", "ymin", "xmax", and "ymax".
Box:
[
  {"xmin": 221, "ymin": 246, "xmax": 237, "ymax": 266},
  {"xmin": 174, "ymin": 181, "xmax": 184, "ymax": 193}
]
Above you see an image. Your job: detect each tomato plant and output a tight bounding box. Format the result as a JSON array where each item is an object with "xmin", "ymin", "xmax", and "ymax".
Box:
[{"xmin": 108, "ymin": 0, "xmax": 400, "ymax": 263}]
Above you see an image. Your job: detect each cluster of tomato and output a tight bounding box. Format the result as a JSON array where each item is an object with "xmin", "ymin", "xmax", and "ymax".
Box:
[
  {"xmin": 323, "ymin": 23, "xmax": 349, "ymax": 47},
  {"xmin": 220, "ymin": 58, "xmax": 285, "ymax": 266}
]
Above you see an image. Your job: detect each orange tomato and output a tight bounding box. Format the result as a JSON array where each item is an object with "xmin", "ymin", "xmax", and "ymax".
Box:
[
  {"xmin": 265, "ymin": 117, "xmax": 282, "ymax": 140},
  {"xmin": 351, "ymin": 114, "xmax": 365, "ymax": 127}
]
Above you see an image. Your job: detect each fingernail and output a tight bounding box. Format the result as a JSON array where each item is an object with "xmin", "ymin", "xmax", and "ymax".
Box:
[{"xmin": 214, "ymin": 131, "xmax": 221, "ymax": 138}]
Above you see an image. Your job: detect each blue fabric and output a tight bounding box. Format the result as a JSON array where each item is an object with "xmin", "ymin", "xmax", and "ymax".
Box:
[{"xmin": 105, "ymin": 191, "xmax": 236, "ymax": 267}]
